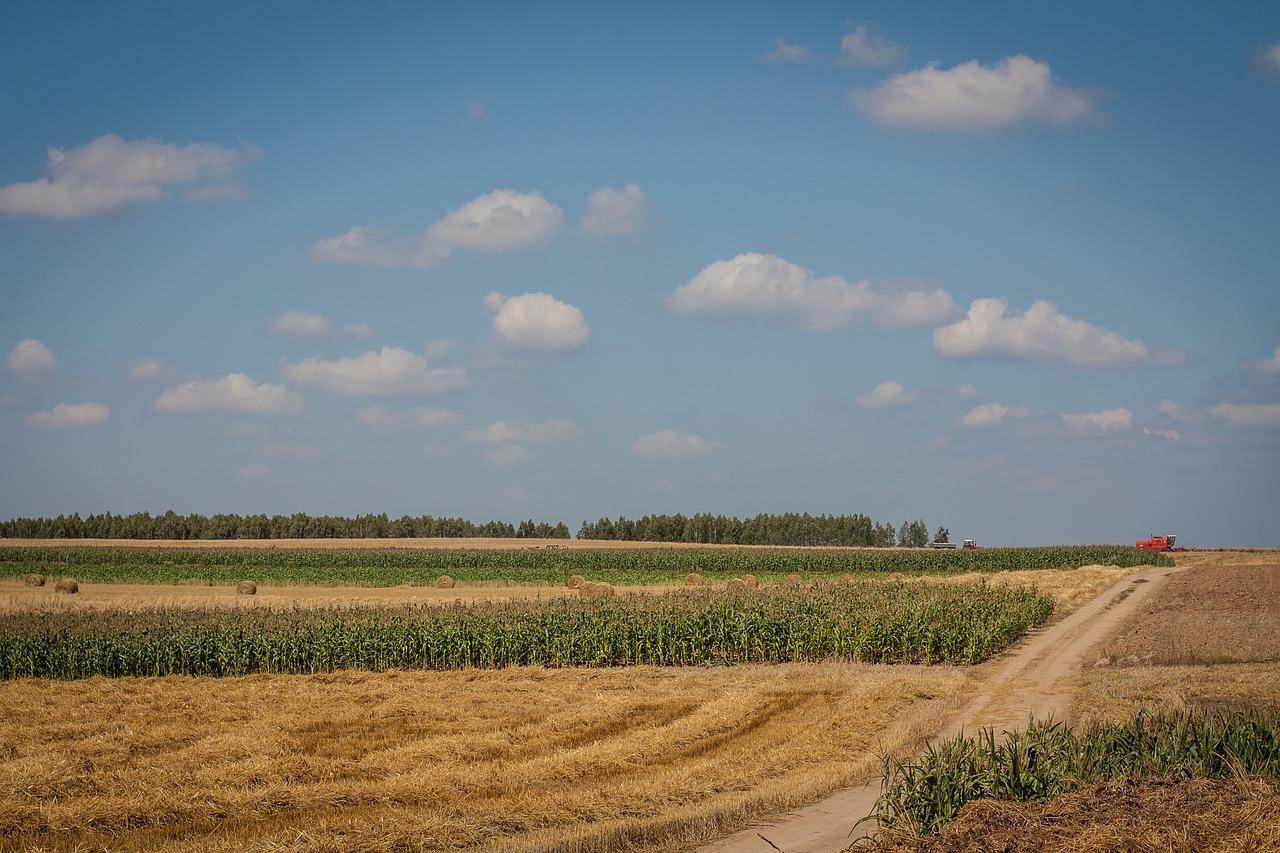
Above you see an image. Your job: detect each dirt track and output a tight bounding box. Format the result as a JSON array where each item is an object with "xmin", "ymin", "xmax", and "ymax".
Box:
[{"xmin": 697, "ymin": 562, "xmax": 1183, "ymax": 853}]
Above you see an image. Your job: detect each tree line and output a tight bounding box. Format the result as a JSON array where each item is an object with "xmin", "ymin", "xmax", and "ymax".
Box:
[
  {"xmin": 0, "ymin": 512, "xmax": 571, "ymax": 541},
  {"xmin": 577, "ymin": 513, "xmax": 940, "ymax": 547}
]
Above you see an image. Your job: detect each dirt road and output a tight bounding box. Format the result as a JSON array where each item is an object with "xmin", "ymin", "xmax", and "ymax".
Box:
[{"xmin": 697, "ymin": 561, "xmax": 1182, "ymax": 853}]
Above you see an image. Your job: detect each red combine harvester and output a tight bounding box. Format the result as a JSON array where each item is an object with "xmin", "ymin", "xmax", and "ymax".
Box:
[{"xmin": 1136, "ymin": 534, "xmax": 1184, "ymax": 552}]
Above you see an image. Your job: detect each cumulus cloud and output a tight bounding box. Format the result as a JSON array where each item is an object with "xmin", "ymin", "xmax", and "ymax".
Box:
[
  {"xmin": 1142, "ymin": 426, "xmax": 1181, "ymax": 442},
  {"xmin": 933, "ymin": 298, "xmax": 1180, "ymax": 367},
  {"xmin": 856, "ymin": 381, "xmax": 918, "ymax": 410},
  {"xmin": 840, "ymin": 24, "xmax": 904, "ymax": 66},
  {"xmin": 24, "ymin": 402, "xmax": 110, "ymax": 428},
  {"xmin": 0, "ymin": 134, "xmax": 258, "ymax": 220},
  {"xmin": 487, "ymin": 444, "xmax": 533, "ymax": 466},
  {"xmin": 356, "ymin": 405, "xmax": 465, "ymax": 428},
  {"xmin": 850, "ymin": 56, "xmax": 1100, "ymax": 130},
  {"xmin": 959, "ymin": 402, "xmax": 1031, "ymax": 427},
  {"xmin": 342, "ymin": 322, "xmax": 376, "ymax": 340},
  {"xmin": 484, "ymin": 292, "xmax": 589, "ymax": 352},
  {"xmin": 126, "ymin": 357, "xmax": 166, "ymax": 380},
  {"xmin": 1157, "ymin": 400, "xmax": 1189, "ymax": 421},
  {"xmin": 236, "ymin": 464, "xmax": 270, "ymax": 482},
  {"xmin": 631, "ymin": 429, "xmax": 724, "ymax": 456},
  {"xmin": 953, "ymin": 384, "xmax": 980, "ymax": 400},
  {"xmin": 465, "ymin": 419, "xmax": 583, "ymax": 444},
  {"xmin": 1254, "ymin": 345, "xmax": 1280, "ymax": 377},
  {"xmin": 154, "ymin": 374, "xmax": 303, "ymax": 414},
  {"xmin": 1206, "ymin": 402, "xmax": 1280, "ymax": 426},
  {"xmin": 763, "ymin": 39, "xmax": 813, "ymax": 64},
  {"xmin": 666, "ymin": 253, "xmax": 957, "ymax": 331},
  {"xmin": 311, "ymin": 189, "xmax": 562, "ymax": 270},
  {"xmin": 283, "ymin": 346, "xmax": 468, "ymax": 396},
  {"xmin": 272, "ymin": 310, "xmax": 334, "ymax": 338},
  {"xmin": 6, "ymin": 339, "xmax": 57, "ymax": 373},
  {"xmin": 1061, "ymin": 406, "xmax": 1133, "ymax": 432},
  {"xmin": 580, "ymin": 184, "xmax": 648, "ymax": 237},
  {"xmin": 1255, "ymin": 43, "xmax": 1280, "ymax": 80}
]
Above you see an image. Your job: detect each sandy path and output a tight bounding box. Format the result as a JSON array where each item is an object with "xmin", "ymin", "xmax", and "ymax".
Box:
[{"xmin": 697, "ymin": 561, "xmax": 1183, "ymax": 853}]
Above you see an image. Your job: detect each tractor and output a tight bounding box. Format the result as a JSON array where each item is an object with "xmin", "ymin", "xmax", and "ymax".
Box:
[{"xmin": 1136, "ymin": 534, "xmax": 1184, "ymax": 552}]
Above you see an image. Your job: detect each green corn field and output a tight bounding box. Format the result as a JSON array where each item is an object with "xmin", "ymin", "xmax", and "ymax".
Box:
[
  {"xmin": 0, "ymin": 545, "xmax": 1172, "ymax": 587},
  {"xmin": 869, "ymin": 711, "xmax": 1280, "ymax": 838},
  {"xmin": 0, "ymin": 581, "xmax": 1053, "ymax": 679}
]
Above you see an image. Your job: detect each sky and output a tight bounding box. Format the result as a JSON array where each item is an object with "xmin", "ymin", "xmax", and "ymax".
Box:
[{"xmin": 2, "ymin": 1, "xmax": 1279, "ymax": 546}]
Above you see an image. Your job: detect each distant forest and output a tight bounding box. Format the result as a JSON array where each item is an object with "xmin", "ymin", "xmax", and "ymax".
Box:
[
  {"xmin": 0, "ymin": 512, "xmax": 571, "ymax": 540},
  {"xmin": 0, "ymin": 511, "xmax": 939, "ymax": 546}
]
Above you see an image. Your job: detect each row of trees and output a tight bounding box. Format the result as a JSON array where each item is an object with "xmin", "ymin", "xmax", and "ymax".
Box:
[
  {"xmin": 0, "ymin": 512, "xmax": 571, "ymax": 541},
  {"xmin": 577, "ymin": 513, "xmax": 942, "ymax": 548}
]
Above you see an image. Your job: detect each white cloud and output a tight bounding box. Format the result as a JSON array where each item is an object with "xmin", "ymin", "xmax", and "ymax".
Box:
[
  {"xmin": 272, "ymin": 310, "xmax": 334, "ymax": 338},
  {"xmin": 126, "ymin": 357, "xmax": 166, "ymax": 380},
  {"xmin": 1157, "ymin": 400, "xmax": 1189, "ymax": 421},
  {"xmin": 850, "ymin": 56, "xmax": 1100, "ymax": 130},
  {"xmin": 1142, "ymin": 426, "xmax": 1181, "ymax": 442},
  {"xmin": 24, "ymin": 402, "xmax": 110, "ymax": 428},
  {"xmin": 763, "ymin": 39, "xmax": 813, "ymax": 64},
  {"xmin": 934, "ymin": 298, "xmax": 1179, "ymax": 367},
  {"xmin": 0, "ymin": 134, "xmax": 258, "ymax": 220},
  {"xmin": 1061, "ymin": 406, "xmax": 1133, "ymax": 432},
  {"xmin": 484, "ymin": 292, "xmax": 589, "ymax": 352},
  {"xmin": 468, "ymin": 98, "xmax": 490, "ymax": 120},
  {"xmin": 631, "ymin": 429, "xmax": 724, "ymax": 456},
  {"xmin": 840, "ymin": 25, "xmax": 904, "ymax": 67},
  {"xmin": 342, "ymin": 322, "xmax": 376, "ymax": 340},
  {"xmin": 283, "ymin": 346, "xmax": 468, "ymax": 396},
  {"xmin": 1206, "ymin": 402, "xmax": 1280, "ymax": 427},
  {"xmin": 580, "ymin": 184, "xmax": 648, "ymax": 237},
  {"xmin": 1254, "ymin": 345, "xmax": 1280, "ymax": 377},
  {"xmin": 465, "ymin": 419, "xmax": 583, "ymax": 444},
  {"xmin": 154, "ymin": 374, "xmax": 302, "ymax": 414},
  {"xmin": 666, "ymin": 253, "xmax": 957, "ymax": 331},
  {"xmin": 236, "ymin": 464, "xmax": 270, "ymax": 482},
  {"xmin": 959, "ymin": 402, "xmax": 1031, "ymax": 427},
  {"xmin": 953, "ymin": 384, "xmax": 980, "ymax": 400},
  {"xmin": 487, "ymin": 444, "xmax": 533, "ymax": 466},
  {"xmin": 6, "ymin": 339, "xmax": 57, "ymax": 373},
  {"xmin": 356, "ymin": 405, "xmax": 465, "ymax": 428},
  {"xmin": 857, "ymin": 381, "xmax": 919, "ymax": 410},
  {"xmin": 1255, "ymin": 43, "xmax": 1280, "ymax": 80},
  {"xmin": 924, "ymin": 434, "xmax": 952, "ymax": 452},
  {"xmin": 311, "ymin": 189, "xmax": 562, "ymax": 270}
]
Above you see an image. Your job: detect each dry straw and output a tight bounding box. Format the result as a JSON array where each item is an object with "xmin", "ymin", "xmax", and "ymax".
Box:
[
  {"xmin": 567, "ymin": 574, "xmax": 586, "ymax": 589},
  {"xmin": 435, "ymin": 575, "xmax": 456, "ymax": 589},
  {"xmin": 741, "ymin": 574, "xmax": 760, "ymax": 590},
  {"xmin": 578, "ymin": 581, "xmax": 615, "ymax": 599},
  {"xmin": 54, "ymin": 578, "xmax": 78, "ymax": 595},
  {"xmin": 684, "ymin": 572, "xmax": 704, "ymax": 587},
  {"xmin": 236, "ymin": 580, "xmax": 257, "ymax": 596},
  {"xmin": 22, "ymin": 573, "xmax": 45, "ymax": 587}
]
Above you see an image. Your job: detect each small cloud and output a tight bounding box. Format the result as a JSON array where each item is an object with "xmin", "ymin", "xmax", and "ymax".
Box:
[
  {"xmin": 653, "ymin": 479, "xmax": 676, "ymax": 491},
  {"xmin": 484, "ymin": 292, "xmax": 589, "ymax": 352},
  {"xmin": 631, "ymin": 429, "xmax": 723, "ymax": 456},
  {"xmin": 706, "ymin": 470, "xmax": 731, "ymax": 484},
  {"xmin": 1254, "ymin": 43, "xmax": 1280, "ymax": 81},
  {"xmin": 953, "ymin": 384, "xmax": 979, "ymax": 400},
  {"xmin": 155, "ymin": 374, "xmax": 302, "ymax": 414},
  {"xmin": 1254, "ymin": 345, "xmax": 1280, "ymax": 377},
  {"xmin": 502, "ymin": 485, "xmax": 528, "ymax": 499},
  {"xmin": 1061, "ymin": 406, "xmax": 1133, "ymax": 432},
  {"xmin": 341, "ymin": 322, "xmax": 376, "ymax": 340},
  {"xmin": 959, "ymin": 402, "xmax": 1031, "ymax": 427},
  {"xmin": 356, "ymin": 405, "xmax": 465, "ymax": 428},
  {"xmin": 283, "ymin": 346, "xmax": 468, "ymax": 396},
  {"xmin": 839, "ymin": 24, "xmax": 904, "ymax": 67},
  {"xmin": 7, "ymin": 339, "xmax": 57, "ymax": 373},
  {"xmin": 272, "ymin": 310, "xmax": 334, "ymax": 338},
  {"xmin": 487, "ymin": 444, "xmax": 532, "ymax": 466},
  {"xmin": 924, "ymin": 434, "xmax": 952, "ymax": 452},
  {"xmin": 1142, "ymin": 426, "xmax": 1181, "ymax": 442},
  {"xmin": 0, "ymin": 134, "xmax": 259, "ymax": 220},
  {"xmin": 235, "ymin": 463, "xmax": 271, "ymax": 482},
  {"xmin": 1206, "ymin": 402, "xmax": 1280, "ymax": 427},
  {"xmin": 763, "ymin": 39, "xmax": 813, "ymax": 64},
  {"xmin": 24, "ymin": 402, "xmax": 110, "ymax": 428},
  {"xmin": 126, "ymin": 357, "xmax": 167, "ymax": 380},
  {"xmin": 468, "ymin": 98, "xmax": 490, "ymax": 120},
  {"xmin": 580, "ymin": 184, "xmax": 648, "ymax": 238},
  {"xmin": 465, "ymin": 419, "xmax": 583, "ymax": 444},
  {"xmin": 1157, "ymin": 400, "xmax": 1189, "ymax": 421},
  {"xmin": 856, "ymin": 380, "xmax": 919, "ymax": 410},
  {"xmin": 851, "ymin": 55, "xmax": 1101, "ymax": 130}
]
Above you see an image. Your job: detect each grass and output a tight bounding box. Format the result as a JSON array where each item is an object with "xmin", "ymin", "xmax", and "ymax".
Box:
[
  {"xmin": 867, "ymin": 711, "xmax": 1280, "ymax": 840},
  {"xmin": 0, "ymin": 544, "xmax": 1172, "ymax": 587},
  {"xmin": 0, "ymin": 581, "xmax": 1054, "ymax": 679}
]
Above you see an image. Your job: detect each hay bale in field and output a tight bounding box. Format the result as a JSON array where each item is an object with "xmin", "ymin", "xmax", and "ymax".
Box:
[
  {"xmin": 782, "ymin": 573, "xmax": 803, "ymax": 588},
  {"xmin": 726, "ymin": 578, "xmax": 746, "ymax": 591},
  {"xmin": 23, "ymin": 573, "xmax": 45, "ymax": 587},
  {"xmin": 741, "ymin": 574, "xmax": 760, "ymax": 590},
  {"xmin": 579, "ymin": 581, "xmax": 615, "ymax": 599},
  {"xmin": 236, "ymin": 580, "xmax": 257, "ymax": 596},
  {"xmin": 54, "ymin": 577, "xmax": 78, "ymax": 595},
  {"xmin": 567, "ymin": 574, "xmax": 586, "ymax": 589},
  {"xmin": 435, "ymin": 575, "xmax": 456, "ymax": 589},
  {"xmin": 684, "ymin": 572, "xmax": 705, "ymax": 588}
]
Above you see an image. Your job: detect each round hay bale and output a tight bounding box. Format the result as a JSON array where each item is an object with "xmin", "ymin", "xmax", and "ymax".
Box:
[
  {"xmin": 236, "ymin": 580, "xmax": 257, "ymax": 596},
  {"xmin": 54, "ymin": 577, "xmax": 78, "ymax": 595},
  {"xmin": 741, "ymin": 574, "xmax": 760, "ymax": 590},
  {"xmin": 567, "ymin": 574, "xmax": 586, "ymax": 589},
  {"xmin": 23, "ymin": 573, "xmax": 45, "ymax": 587},
  {"xmin": 435, "ymin": 575, "xmax": 456, "ymax": 589},
  {"xmin": 726, "ymin": 578, "xmax": 746, "ymax": 591},
  {"xmin": 782, "ymin": 573, "xmax": 803, "ymax": 588},
  {"xmin": 579, "ymin": 581, "xmax": 615, "ymax": 599},
  {"xmin": 684, "ymin": 572, "xmax": 705, "ymax": 588}
]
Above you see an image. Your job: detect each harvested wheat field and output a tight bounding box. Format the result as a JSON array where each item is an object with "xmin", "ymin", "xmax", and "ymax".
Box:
[{"xmin": 0, "ymin": 663, "xmax": 968, "ymax": 852}]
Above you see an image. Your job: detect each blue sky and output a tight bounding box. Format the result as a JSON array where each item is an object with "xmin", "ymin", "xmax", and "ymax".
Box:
[{"xmin": 2, "ymin": 1, "xmax": 1279, "ymax": 545}]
